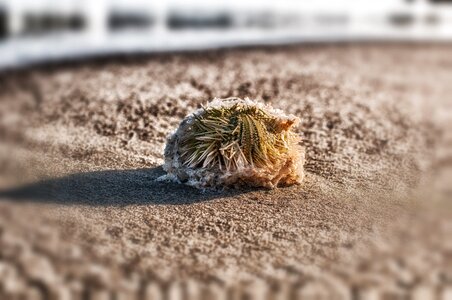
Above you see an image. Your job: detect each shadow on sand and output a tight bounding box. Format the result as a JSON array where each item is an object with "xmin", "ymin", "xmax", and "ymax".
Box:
[{"xmin": 0, "ymin": 167, "xmax": 244, "ymax": 206}]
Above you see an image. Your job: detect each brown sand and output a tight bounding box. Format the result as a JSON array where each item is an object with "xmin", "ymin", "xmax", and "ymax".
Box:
[{"xmin": 0, "ymin": 44, "xmax": 451, "ymax": 299}]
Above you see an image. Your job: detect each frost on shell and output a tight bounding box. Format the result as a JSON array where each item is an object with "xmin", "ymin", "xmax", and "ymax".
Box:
[{"xmin": 162, "ymin": 97, "xmax": 305, "ymax": 189}]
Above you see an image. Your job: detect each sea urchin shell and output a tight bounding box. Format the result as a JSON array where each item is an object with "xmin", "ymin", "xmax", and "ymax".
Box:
[{"xmin": 161, "ymin": 97, "xmax": 305, "ymax": 188}]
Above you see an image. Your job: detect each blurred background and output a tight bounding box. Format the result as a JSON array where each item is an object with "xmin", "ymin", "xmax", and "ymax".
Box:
[
  {"xmin": 1, "ymin": 1, "xmax": 452, "ymax": 299},
  {"xmin": 0, "ymin": 0, "xmax": 451, "ymax": 69}
]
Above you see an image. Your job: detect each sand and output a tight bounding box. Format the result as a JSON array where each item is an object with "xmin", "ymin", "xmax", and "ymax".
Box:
[{"xmin": 0, "ymin": 44, "xmax": 451, "ymax": 299}]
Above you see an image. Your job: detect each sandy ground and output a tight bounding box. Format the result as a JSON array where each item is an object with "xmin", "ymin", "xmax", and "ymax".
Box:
[{"xmin": 0, "ymin": 44, "xmax": 451, "ymax": 299}]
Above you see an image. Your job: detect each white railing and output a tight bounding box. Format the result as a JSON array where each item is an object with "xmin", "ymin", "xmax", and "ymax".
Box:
[{"xmin": 0, "ymin": 0, "xmax": 451, "ymax": 69}]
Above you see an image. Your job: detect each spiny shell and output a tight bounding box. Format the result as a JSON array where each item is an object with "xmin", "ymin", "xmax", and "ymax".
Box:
[{"xmin": 161, "ymin": 97, "xmax": 305, "ymax": 189}]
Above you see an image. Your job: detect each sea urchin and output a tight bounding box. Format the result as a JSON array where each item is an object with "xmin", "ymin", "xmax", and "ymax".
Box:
[{"xmin": 162, "ymin": 97, "xmax": 305, "ymax": 188}]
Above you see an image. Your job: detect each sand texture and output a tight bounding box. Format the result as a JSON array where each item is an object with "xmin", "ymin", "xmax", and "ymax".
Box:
[{"xmin": 0, "ymin": 44, "xmax": 451, "ymax": 299}]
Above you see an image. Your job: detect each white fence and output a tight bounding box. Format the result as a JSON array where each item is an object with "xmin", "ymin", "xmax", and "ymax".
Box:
[{"xmin": 0, "ymin": 0, "xmax": 451, "ymax": 68}]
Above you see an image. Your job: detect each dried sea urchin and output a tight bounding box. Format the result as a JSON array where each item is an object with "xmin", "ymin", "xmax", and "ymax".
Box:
[{"xmin": 162, "ymin": 98, "xmax": 305, "ymax": 188}]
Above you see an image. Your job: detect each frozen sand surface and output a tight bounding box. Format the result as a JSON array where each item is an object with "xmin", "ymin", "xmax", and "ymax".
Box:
[{"xmin": 0, "ymin": 44, "xmax": 451, "ymax": 298}]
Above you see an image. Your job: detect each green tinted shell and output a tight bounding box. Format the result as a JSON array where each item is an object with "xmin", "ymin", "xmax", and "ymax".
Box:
[{"xmin": 162, "ymin": 98, "xmax": 304, "ymax": 189}]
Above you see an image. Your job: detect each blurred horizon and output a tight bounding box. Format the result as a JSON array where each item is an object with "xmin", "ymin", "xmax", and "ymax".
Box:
[{"xmin": 0, "ymin": 0, "xmax": 452, "ymax": 68}]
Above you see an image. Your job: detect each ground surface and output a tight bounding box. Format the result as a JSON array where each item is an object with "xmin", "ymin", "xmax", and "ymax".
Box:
[{"xmin": 0, "ymin": 44, "xmax": 451, "ymax": 299}]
